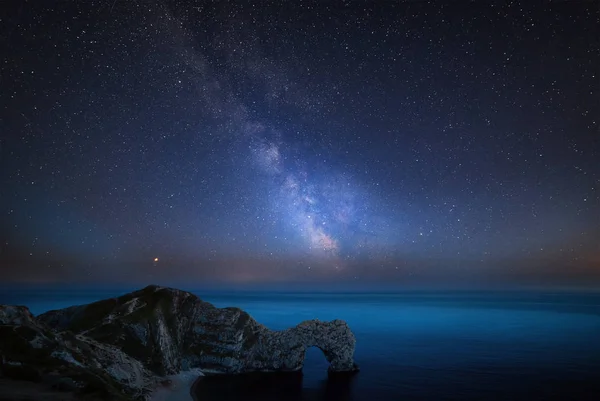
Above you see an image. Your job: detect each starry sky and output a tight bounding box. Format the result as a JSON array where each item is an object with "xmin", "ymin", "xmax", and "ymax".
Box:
[{"xmin": 1, "ymin": 1, "xmax": 599, "ymax": 288}]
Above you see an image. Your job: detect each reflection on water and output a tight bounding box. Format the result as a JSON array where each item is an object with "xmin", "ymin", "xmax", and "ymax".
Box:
[{"xmin": 193, "ymin": 371, "xmax": 357, "ymax": 401}]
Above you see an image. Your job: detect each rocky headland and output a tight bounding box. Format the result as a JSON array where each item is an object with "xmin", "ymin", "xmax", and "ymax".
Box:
[{"xmin": 0, "ymin": 285, "xmax": 358, "ymax": 400}]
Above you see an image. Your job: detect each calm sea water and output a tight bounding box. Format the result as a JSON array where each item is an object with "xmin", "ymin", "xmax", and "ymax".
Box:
[{"xmin": 3, "ymin": 289, "xmax": 600, "ymax": 401}]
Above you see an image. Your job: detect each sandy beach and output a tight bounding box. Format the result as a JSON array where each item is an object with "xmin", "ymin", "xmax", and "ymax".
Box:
[{"xmin": 149, "ymin": 369, "xmax": 203, "ymax": 401}]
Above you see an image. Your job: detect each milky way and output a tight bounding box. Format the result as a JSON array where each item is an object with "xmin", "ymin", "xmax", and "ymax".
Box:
[{"xmin": 1, "ymin": 2, "xmax": 599, "ymax": 287}]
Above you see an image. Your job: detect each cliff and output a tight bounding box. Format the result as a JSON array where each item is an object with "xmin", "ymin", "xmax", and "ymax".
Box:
[
  {"xmin": 0, "ymin": 304, "xmax": 153, "ymax": 400},
  {"xmin": 0, "ymin": 285, "xmax": 358, "ymax": 400}
]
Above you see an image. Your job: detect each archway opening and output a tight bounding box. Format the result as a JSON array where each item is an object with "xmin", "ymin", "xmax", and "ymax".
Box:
[{"xmin": 302, "ymin": 346, "xmax": 330, "ymax": 388}]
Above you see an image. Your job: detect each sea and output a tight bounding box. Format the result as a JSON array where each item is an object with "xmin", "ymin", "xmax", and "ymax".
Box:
[{"xmin": 2, "ymin": 288, "xmax": 600, "ymax": 401}]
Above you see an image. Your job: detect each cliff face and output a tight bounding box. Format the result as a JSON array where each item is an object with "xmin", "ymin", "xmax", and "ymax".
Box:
[
  {"xmin": 38, "ymin": 285, "xmax": 358, "ymax": 375},
  {"xmin": 0, "ymin": 305, "xmax": 154, "ymax": 400},
  {"xmin": 1, "ymin": 285, "xmax": 358, "ymax": 400}
]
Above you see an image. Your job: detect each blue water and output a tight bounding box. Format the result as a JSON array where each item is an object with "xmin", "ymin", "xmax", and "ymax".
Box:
[{"xmin": 3, "ymin": 289, "xmax": 600, "ymax": 400}]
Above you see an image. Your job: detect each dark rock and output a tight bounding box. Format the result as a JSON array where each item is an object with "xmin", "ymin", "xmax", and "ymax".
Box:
[
  {"xmin": 52, "ymin": 377, "xmax": 78, "ymax": 391},
  {"xmin": 2, "ymin": 363, "xmax": 43, "ymax": 382},
  {"xmin": 0, "ymin": 304, "xmax": 150, "ymax": 400}
]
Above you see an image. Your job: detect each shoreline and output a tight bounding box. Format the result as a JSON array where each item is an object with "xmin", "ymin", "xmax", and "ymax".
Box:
[
  {"xmin": 189, "ymin": 374, "xmax": 201, "ymax": 401},
  {"xmin": 149, "ymin": 369, "xmax": 203, "ymax": 401}
]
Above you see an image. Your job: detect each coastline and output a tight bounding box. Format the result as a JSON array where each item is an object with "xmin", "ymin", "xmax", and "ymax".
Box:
[
  {"xmin": 149, "ymin": 369, "xmax": 203, "ymax": 401},
  {"xmin": 190, "ymin": 374, "xmax": 202, "ymax": 401}
]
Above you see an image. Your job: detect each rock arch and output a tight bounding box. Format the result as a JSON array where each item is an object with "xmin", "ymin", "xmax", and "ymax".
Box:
[{"xmin": 251, "ymin": 319, "xmax": 359, "ymax": 374}]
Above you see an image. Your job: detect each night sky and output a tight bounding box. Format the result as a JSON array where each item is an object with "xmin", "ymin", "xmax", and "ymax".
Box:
[{"xmin": 1, "ymin": 1, "xmax": 599, "ymax": 288}]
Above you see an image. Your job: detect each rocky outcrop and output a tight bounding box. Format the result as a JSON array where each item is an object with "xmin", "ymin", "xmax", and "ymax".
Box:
[
  {"xmin": 0, "ymin": 304, "xmax": 154, "ymax": 400},
  {"xmin": 1, "ymin": 285, "xmax": 358, "ymax": 400},
  {"xmin": 38, "ymin": 285, "xmax": 358, "ymax": 375},
  {"xmin": 248, "ymin": 319, "xmax": 358, "ymax": 373}
]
